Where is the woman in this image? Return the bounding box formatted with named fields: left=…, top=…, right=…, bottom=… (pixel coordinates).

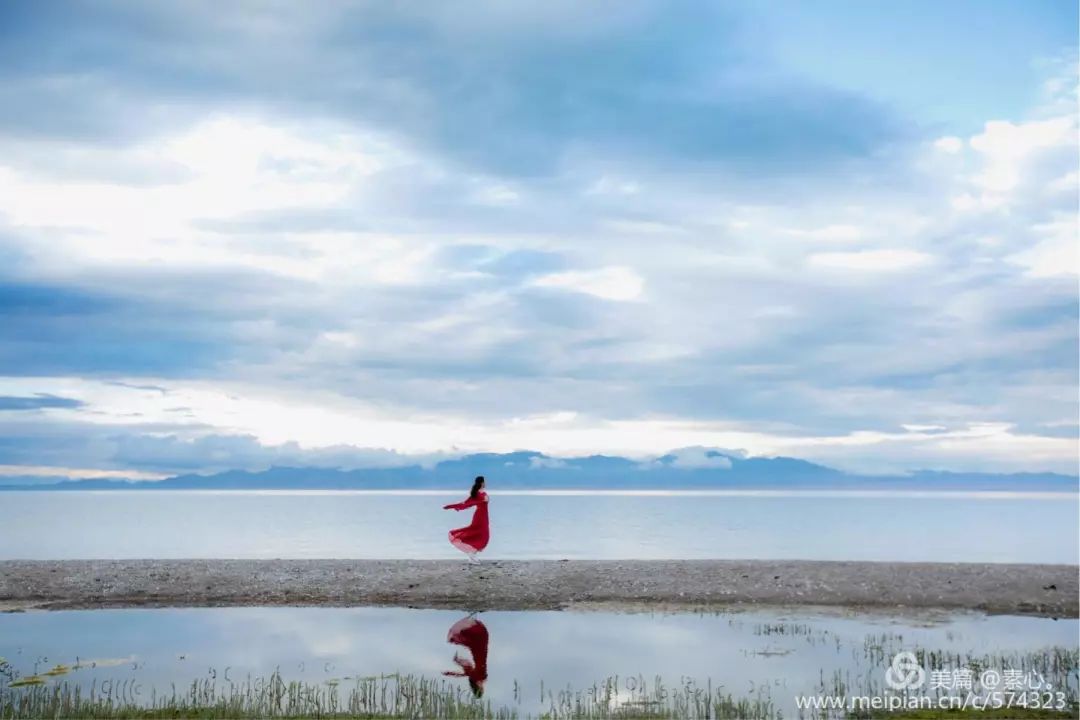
left=443, top=475, right=489, bottom=563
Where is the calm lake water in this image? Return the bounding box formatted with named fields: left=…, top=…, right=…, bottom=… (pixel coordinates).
left=1, top=607, right=1076, bottom=718
left=1, top=490, right=1077, bottom=563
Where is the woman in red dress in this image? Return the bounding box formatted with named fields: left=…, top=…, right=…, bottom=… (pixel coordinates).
left=442, top=613, right=489, bottom=698
left=442, top=475, right=489, bottom=563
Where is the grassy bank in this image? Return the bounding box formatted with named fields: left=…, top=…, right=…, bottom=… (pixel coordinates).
left=1, top=671, right=778, bottom=719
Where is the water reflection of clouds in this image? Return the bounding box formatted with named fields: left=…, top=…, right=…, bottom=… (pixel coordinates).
left=198, top=607, right=452, bottom=676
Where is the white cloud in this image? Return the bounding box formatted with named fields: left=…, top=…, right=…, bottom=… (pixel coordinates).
left=3, top=376, right=1075, bottom=474
left=807, top=249, right=932, bottom=272
left=0, top=465, right=167, bottom=480
left=0, top=116, right=397, bottom=277
left=587, top=175, right=640, bottom=196
left=663, top=447, right=734, bottom=470
left=601, top=218, right=684, bottom=235
left=1048, top=170, right=1079, bottom=193
left=969, top=117, right=1075, bottom=194
left=529, top=455, right=567, bottom=469
left=471, top=182, right=520, bottom=205
left=787, top=224, right=863, bottom=242
left=948, top=114, right=1078, bottom=212
left=773, top=422, right=1077, bottom=475
left=901, top=424, right=946, bottom=433
left=530, top=266, right=645, bottom=301
left=934, top=135, right=964, bottom=154
left=1006, top=213, right=1079, bottom=278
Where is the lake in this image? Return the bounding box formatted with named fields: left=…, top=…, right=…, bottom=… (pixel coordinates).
left=1, top=489, right=1077, bottom=563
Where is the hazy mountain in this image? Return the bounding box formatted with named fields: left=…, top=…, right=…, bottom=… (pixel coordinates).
left=1, top=449, right=1076, bottom=491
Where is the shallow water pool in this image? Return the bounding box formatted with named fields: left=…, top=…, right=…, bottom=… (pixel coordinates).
left=1, top=606, right=1076, bottom=717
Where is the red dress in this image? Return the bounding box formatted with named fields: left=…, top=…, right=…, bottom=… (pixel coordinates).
left=442, top=615, right=489, bottom=690
left=443, top=491, right=490, bottom=554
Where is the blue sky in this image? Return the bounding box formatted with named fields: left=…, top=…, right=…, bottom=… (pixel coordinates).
left=0, top=0, right=1076, bottom=478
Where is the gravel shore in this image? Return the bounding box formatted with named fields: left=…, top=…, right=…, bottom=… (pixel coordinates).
left=1, top=559, right=1075, bottom=617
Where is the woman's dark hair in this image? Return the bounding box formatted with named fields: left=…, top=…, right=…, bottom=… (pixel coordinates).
left=469, top=475, right=485, bottom=499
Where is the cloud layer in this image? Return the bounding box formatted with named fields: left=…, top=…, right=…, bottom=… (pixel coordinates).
left=0, top=2, right=1076, bottom=476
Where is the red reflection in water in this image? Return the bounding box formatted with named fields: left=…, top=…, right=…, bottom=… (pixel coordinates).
left=442, top=614, right=488, bottom=698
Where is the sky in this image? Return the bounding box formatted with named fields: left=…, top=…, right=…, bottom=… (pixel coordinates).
left=0, top=0, right=1076, bottom=479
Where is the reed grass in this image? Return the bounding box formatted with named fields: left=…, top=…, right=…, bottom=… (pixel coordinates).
left=0, top=671, right=779, bottom=720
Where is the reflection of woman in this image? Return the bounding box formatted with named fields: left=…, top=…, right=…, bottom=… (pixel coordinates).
left=442, top=476, right=490, bottom=563
left=442, top=614, right=489, bottom=698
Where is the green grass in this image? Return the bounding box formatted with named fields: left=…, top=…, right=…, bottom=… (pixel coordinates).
left=0, top=672, right=779, bottom=720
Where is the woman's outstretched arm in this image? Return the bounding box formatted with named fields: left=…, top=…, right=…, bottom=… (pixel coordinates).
left=444, top=495, right=482, bottom=510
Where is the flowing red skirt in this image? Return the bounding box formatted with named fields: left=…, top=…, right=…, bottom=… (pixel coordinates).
left=446, top=615, right=489, bottom=670
left=448, top=495, right=490, bottom=554
left=446, top=615, right=488, bottom=685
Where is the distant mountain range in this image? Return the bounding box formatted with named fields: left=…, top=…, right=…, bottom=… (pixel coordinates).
left=1, top=450, right=1076, bottom=491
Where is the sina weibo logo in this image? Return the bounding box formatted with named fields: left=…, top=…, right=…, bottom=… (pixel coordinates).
left=885, top=652, right=926, bottom=690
